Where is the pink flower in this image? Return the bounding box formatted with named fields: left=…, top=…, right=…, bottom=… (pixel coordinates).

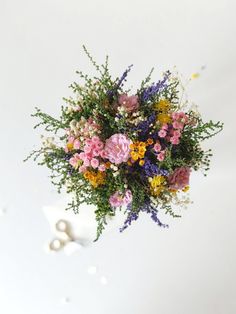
left=173, top=121, right=184, bottom=130
left=118, top=94, right=139, bottom=113
left=98, top=164, right=106, bottom=172
left=157, top=150, right=165, bottom=161
left=170, top=136, right=180, bottom=145
left=73, top=139, right=80, bottom=149
left=154, top=142, right=162, bottom=152
left=171, top=112, right=180, bottom=120
left=109, top=192, right=124, bottom=207
left=78, top=152, right=86, bottom=160
left=100, top=150, right=108, bottom=159
left=84, top=145, right=92, bottom=153
left=79, top=165, right=87, bottom=173
left=95, top=141, right=104, bottom=150
left=91, top=136, right=100, bottom=143
left=162, top=123, right=168, bottom=130
left=105, top=134, right=132, bottom=164
left=173, top=130, right=181, bottom=137
left=69, top=153, right=80, bottom=168
left=91, top=158, right=99, bottom=169
left=83, top=158, right=90, bottom=167
left=123, top=189, right=133, bottom=206
left=109, top=189, right=132, bottom=207
left=158, top=129, right=167, bottom=138
left=168, top=167, right=191, bottom=190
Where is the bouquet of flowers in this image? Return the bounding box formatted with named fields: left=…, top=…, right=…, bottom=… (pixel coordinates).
left=26, top=47, right=223, bottom=240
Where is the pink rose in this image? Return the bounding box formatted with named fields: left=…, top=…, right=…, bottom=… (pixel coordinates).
left=118, top=94, right=139, bottom=113
left=91, top=158, right=99, bottom=169
left=105, top=134, right=132, bottom=164
left=168, top=167, right=191, bottom=190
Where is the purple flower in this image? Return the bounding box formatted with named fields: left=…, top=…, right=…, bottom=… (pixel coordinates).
left=141, top=71, right=171, bottom=102
left=120, top=199, right=168, bottom=232
left=107, top=65, right=133, bottom=100
left=142, top=158, right=169, bottom=178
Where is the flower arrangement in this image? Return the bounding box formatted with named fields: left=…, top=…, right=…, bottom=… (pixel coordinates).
left=26, top=47, right=223, bottom=240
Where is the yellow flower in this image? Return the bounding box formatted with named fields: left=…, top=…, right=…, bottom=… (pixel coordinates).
left=131, top=151, right=139, bottom=161
left=139, top=159, right=145, bottom=166
left=157, top=113, right=171, bottom=124
left=150, top=175, right=165, bottom=188
left=130, top=141, right=147, bottom=161
left=66, top=142, right=74, bottom=151
left=138, top=147, right=146, bottom=156
left=150, top=175, right=166, bottom=196
left=138, top=141, right=146, bottom=148
left=84, top=170, right=105, bottom=188
left=154, top=99, right=170, bottom=112
left=182, top=185, right=190, bottom=192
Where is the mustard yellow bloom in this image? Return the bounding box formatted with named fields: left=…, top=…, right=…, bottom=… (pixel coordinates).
left=130, top=141, right=147, bottom=161
left=130, top=151, right=139, bottom=161
left=150, top=175, right=166, bottom=196
left=157, top=113, right=171, bottom=124
left=182, top=185, right=190, bottom=192
left=154, top=99, right=170, bottom=112
left=84, top=170, right=106, bottom=188
left=139, top=159, right=145, bottom=166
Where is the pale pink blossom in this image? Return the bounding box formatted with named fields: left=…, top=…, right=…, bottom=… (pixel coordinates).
left=69, top=153, right=80, bottom=168
left=123, top=190, right=133, bottom=206
left=84, top=145, right=91, bottom=153
left=173, top=121, right=183, bottom=130
left=100, top=150, right=108, bottom=159
left=170, top=137, right=180, bottom=145
left=173, top=130, right=181, bottom=137
left=154, top=142, right=162, bottom=152
left=158, top=129, right=167, bottom=138
left=79, top=165, right=87, bottom=173
left=98, top=164, right=106, bottom=172
left=162, top=123, right=168, bottom=130
left=168, top=167, right=191, bottom=190
left=73, top=139, right=80, bottom=149
left=118, top=94, right=139, bottom=113
left=91, top=135, right=100, bottom=143
left=91, top=158, right=99, bottom=169
left=157, top=150, right=165, bottom=161
left=83, top=158, right=90, bottom=167
left=109, top=189, right=133, bottom=207
left=109, top=192, right=124, bottom=207
left=105, top=134, right=132, bottom=164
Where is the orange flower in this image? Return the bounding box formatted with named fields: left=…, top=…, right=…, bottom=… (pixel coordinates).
left=146, top=138, right=154, bottom=145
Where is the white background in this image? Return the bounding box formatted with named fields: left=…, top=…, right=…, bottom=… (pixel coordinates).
left=0, top=0, right=236, bottom=313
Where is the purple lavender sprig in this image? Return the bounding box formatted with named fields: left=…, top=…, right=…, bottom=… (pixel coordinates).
left=141, top=71, right=171, bottom=102
left=120, top=200, right=168, bottom=232
left=107, top=65, right=133, bottom=100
